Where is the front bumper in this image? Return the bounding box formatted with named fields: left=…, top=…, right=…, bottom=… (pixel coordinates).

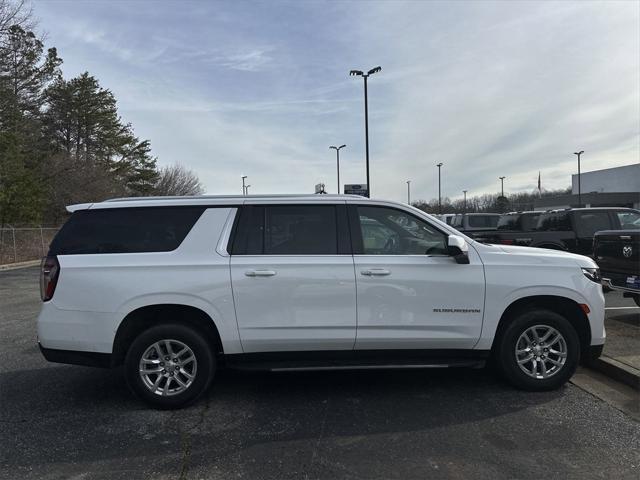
left=601, top=277, right=640, bottom=295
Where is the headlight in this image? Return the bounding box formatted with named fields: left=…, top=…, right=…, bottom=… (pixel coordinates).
left=581, top=267, right=601, bottom=283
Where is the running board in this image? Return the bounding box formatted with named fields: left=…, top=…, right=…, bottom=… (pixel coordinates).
left=268, top=361, right=485, bottom=372
left=224, top=351, right=489, bottom=372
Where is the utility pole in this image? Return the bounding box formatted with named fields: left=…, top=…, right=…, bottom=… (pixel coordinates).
left=463, top=190, right=467, bottom=213
left=574, top=150, right=584, bottom=207
left=241, top=175, right=247, bottom=196
left=350, top=66, right=381, bottom=197
left=406, top=180, right=411, bottom=205
left=436, top=163, right=443, bottom=214
left=329, top=145, right=346, bottom=194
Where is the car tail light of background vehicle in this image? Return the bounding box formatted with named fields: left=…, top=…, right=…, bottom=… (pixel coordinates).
left=40, top=256, right=60, bottom=301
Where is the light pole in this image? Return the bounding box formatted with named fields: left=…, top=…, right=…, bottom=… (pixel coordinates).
left=350, top=66, right=381, bottom=198
left=245, top=184, right=251, bottom=195
left=329, top=144, right=346, bottom=194
left=499, top=176, right=506, bottom=197
left=436, top=163, right=443, bottom=214
left=241, top=175, right=247, bottom=196
left=574, top=150, right=584, bottom=207
left=463, top=190, right=467, bottom=213
left=406, top=180, right=411, bottom=205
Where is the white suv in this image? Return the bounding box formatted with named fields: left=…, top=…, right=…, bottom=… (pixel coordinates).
left=37, top=195, right=605, bottom=408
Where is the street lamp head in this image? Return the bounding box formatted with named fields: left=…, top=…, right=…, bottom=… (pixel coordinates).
left=499, top=176, right=506, bottom=180
left=339, top=144, right=346, bottom=149
left=367, top=66, right=382, bottom=75
left=241, top=175, right=247, bottom=179
left=436, top=163, right=443, bottom=167
left=574, top=150, right=584, bottom=155
left=329, top=146, right=337, bottom=150
left=349, top=69, right=364, bottom=76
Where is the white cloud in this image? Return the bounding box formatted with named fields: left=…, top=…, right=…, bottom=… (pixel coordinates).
left=33, top=0, right=639, bottom=203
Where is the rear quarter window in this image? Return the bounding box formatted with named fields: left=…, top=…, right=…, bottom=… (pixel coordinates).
left=49, top=207, right=205, bottom=255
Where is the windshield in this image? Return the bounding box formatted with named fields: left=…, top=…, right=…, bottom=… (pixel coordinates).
left=617, top=211, right=640, bottom=229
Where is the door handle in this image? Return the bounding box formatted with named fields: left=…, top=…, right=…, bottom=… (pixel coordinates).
left=245, top=270, right=277, bottom=277
left=361, top=268, right=391, bottom=276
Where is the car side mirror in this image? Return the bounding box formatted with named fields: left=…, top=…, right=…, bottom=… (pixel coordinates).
left=448, top=235, right=470, bottom=264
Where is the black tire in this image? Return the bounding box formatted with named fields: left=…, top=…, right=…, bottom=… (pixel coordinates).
left=633, top=295, right=640, bottom=308
left=496, top=309, right=580, bottom=391
left=125, top=323, right=215, bottom=409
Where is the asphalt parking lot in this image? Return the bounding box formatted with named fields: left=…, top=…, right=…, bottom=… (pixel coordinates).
left=1, top=267, right=639, bottom=480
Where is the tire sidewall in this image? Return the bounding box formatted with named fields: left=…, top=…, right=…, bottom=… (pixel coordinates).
left=125, top=324, right=215, bottom=409
left=498, top=310, right=580, bottom=390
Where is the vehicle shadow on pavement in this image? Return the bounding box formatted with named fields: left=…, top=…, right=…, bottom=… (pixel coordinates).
left=0, top=363, right=566, bottom=476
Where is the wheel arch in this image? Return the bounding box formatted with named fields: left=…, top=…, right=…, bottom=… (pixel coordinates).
left=111, top=304, right=224, bottom=367
left=491, top=295, right=591, bottom=357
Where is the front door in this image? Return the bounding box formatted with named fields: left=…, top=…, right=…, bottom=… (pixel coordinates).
left=230, top=203, right=356, bottom=352
left=349, top=204, right=485, bottom=350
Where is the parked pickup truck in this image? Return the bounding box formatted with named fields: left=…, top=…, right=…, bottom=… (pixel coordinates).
left=450, top=213, right=500, bottom=238
left=594, top=229, right=640, bottom=307
left=480, top=208, right=640, bottom=256
left=473, top=211, right=542, bottom=243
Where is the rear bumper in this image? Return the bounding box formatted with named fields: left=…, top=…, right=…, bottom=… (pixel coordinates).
left=39, top=343, right=112, bottom=368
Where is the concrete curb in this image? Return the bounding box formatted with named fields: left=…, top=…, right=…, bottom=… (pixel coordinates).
left=0, top=260, right=41, bottom=271
left=587, top=355, right=640, bottom=391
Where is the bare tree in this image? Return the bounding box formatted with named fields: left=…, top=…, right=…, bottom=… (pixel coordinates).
left=155, top=164, right=204, bottom=196
left=0, top=0, right=35, bottom=34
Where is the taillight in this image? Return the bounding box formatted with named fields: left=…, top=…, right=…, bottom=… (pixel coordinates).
left=40, top=256, right=60, bottom=302
left=500, top=239, right=514, bottom=245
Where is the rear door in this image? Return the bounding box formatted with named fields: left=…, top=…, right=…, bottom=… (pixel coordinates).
left=349, top=203, right=485, bottom=350
left=229, top=203, right=357, bottom=352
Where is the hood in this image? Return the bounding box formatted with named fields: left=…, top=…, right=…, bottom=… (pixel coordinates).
left=478, top=243, right=597, bottom=268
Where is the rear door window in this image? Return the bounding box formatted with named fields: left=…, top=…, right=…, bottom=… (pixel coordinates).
left=231, top=204, right=348, bottom=255
left=536, top=212, right=571, bottom=231
left=49, top=207, right=205, bottom=255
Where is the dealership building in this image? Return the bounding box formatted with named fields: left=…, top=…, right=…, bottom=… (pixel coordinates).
left=534, top=163, right=640, bottom=210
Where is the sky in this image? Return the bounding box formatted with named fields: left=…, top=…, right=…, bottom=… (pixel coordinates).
left=33, top=0, right=639, bottom=202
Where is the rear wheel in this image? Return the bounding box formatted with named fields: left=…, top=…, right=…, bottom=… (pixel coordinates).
left=125, top=323, right=215, bottom=409
left=497, top=309, right=580, bottom=390
left=633, top=295, right=640, bottom=308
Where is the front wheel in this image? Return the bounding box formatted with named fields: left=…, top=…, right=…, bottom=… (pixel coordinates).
left=496, top=309, right=580, bottom=391
left=125, top=323, right=215, bottom=409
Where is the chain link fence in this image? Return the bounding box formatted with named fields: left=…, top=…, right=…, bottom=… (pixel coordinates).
left=0, top=227, right=60, bottom=265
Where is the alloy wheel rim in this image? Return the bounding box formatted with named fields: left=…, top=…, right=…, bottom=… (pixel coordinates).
left=139, top=339, right=197, bottom=396
left=515, top=325, right=567, bottom=379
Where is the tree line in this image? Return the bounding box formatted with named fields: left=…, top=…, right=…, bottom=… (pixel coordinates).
left=0, top=0, right=203, bottom=226
left=412, top=187, right=571, bottom=215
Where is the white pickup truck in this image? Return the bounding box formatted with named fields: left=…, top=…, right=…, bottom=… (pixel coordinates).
left=37, top=195, right=605, bottom=408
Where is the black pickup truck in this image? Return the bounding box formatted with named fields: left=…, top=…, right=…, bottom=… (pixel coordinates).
left=594, top=229, right=640, bottom=306
left=481, top=207, right=640, bottom=256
